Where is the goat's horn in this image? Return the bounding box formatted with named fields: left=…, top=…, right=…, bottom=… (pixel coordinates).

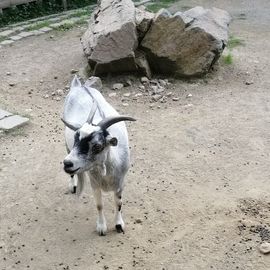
left=86, top=99, right=98, bottom=124
left=61, top=118, right=81, bottom=131
left=98, top=116, right=136, bottom=130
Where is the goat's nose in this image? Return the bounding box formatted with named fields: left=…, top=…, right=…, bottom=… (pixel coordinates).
left=63, top=160, right=73, bottom=168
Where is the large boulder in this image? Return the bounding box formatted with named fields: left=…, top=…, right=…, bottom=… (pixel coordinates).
left=81, top=0, right=138, bottom=75
left=140, top=7, right=231, bottom=77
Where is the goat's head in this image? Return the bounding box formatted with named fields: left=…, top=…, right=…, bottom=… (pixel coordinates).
left=62, top=77, right=135, bottom=175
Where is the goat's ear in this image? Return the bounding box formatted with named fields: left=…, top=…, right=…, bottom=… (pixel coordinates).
left=106, top=135, right=118, bottom=146
left=71, top=75, right=82, bottom=88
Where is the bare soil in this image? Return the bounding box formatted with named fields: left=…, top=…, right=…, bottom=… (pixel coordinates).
left=1, top=1, right=270, bottom=269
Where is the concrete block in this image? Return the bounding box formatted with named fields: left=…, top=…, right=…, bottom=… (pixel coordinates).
left=0, top=29, right=15, bottom=37
left=0, top=115, right=29, bottom=130
left=0, top=109, right=12, bottom=120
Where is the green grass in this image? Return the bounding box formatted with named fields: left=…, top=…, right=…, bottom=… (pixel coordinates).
left=25, top=20, right=50, bottom=31
left=67, top=9, right=89, bottom=18
left=222, top=53, right=233, bottom=65
left=227, top=35, right=245, bottom=49
left=55, top=18, right=87, bottom=31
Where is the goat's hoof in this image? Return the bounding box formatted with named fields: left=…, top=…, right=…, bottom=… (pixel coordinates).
left=115, top=224, right=125, bottom=234
left=96, top=223, right=107, bottom=236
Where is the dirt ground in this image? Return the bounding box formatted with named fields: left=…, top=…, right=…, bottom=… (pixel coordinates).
left=1, top=0, right=270, bottom=269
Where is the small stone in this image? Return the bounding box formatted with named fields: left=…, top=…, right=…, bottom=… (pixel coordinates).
left=123, top=93, right=131, bottom=97
left=9, top=82, right=15, bottom=87
left=65, top=85, right=70, bottom=90
left=172, top=97, right=180, bottom=101
left=245, top=80, right=254, bottom=85
left=135, top=93, right=143, bottom=97
left=166, top=92, right=172, bottom=97
left=123, top=79, right=132, bottom=87
left=139, top=85, right=145, bottom=91
left=152, top=94, right=162, bottom=102
left=141, top=77, right=149, bottom=84
left=56, top=89, right=64, bottom=96
left=71, top=69, right=79, bottom=74
left=6, top=72, right=11, bottom=76
left=151, top=85, right=158, bottom=93
left=40, top=80, right=44, bottom=84
left=55, top=97, right=61, bottom=101
left=112, top=83, right=124, bottom=90
left=135, top=219, right=142, bottom=224
left=54, top=76, right=58, bottom=79
left=51, top=92, right=56, bottom=96
left=122, top=103, right=129, bottom=107
left=43, top=94, right=49, bottom=99
left=187, top=93, right=192, bottom=98
left=50, top=35, right=54, bottom=39
left=109, top=92, right=117, bottom=98
left=158, top=79, right=167, bottom=87
left=259, top=242, right=270, bottom=254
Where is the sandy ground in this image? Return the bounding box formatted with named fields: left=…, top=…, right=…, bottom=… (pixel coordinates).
left=1, top=1, right=270, bottom=269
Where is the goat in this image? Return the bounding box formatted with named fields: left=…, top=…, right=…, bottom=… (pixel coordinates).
left=62, top=75, right=135, bottom=236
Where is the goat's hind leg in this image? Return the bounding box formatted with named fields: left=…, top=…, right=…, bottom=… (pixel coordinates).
left=114, top=190, right=125, bottom=233
left=93, top=188, right=107, bottom=236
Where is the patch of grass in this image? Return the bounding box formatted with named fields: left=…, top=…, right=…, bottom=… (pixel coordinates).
left=228, top=35, right=245, bottom=49
left=222, top=52, right=233, bottom=65
left=55, top=18, right=87, bottom=31
left=0, top=36, right=6, bottom=42
left=26, top=20, right=50, bottom=31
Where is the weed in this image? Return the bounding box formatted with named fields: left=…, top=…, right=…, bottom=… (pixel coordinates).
left=222, top=52, right=233, bottom=65
left=146, top=0, right=176, bottom=13
left=228, top=35, right=245, bottom=49
left=26, top=20, right=50, bottom=31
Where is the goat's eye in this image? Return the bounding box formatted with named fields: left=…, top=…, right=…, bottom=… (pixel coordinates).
left=92, top=144, right=103, bottom=154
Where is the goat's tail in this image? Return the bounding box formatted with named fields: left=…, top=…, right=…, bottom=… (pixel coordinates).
left=76, top=172, right=86, bottom=196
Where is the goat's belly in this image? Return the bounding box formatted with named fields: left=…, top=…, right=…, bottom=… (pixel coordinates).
left=89, top=173, right=117, bottom=192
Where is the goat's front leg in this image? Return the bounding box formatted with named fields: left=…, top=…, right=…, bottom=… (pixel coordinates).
left=93, top=188, right=107, bottom=236
left=114, top=190, right=125, bottom=233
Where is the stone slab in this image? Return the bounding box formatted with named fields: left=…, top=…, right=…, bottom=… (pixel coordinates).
left=0, top=29, right=15, bottom=37
left=10, top=35, right=23, bottom=41
left=0, top=40, right=14, bottom=45
left=39, top=27, right=53, bottom=32
left=0, top=115, right=29, bottom=130
left=0, top=109, right=12, bottom=120
left=30, top=30, right=44, bottom=36
left=18, top=31, right=34, bottom=38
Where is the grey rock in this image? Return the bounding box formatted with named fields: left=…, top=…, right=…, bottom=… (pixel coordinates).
left=0, top=115, right=29, bottom=130
left=135, top=8, right=154, bottom=41
left=141, top=76, right=149, bottom=84
left=172, top=97, right=180, bottom=101
left=108, top=92, right=117, bottom=97
left=85, top=76, right=103, bottom=90
left=70, top=69, right=79, bottom=74
left=30, top=30, right=44, bottom=36
left=0, top=109, right=12, bottom=120
left=112, top=83, right=124, bottom=90
left=9, top=82, right=16, bottom=87
left=152, top=94, right=162, bottom=102
left=81, top=0, right=138, bottom=75
left=141, top=7, right=231, bottom=77
left=135, top=50, right=152, bottom=78
left=259, top=242, right=270, bottom=254
left=56, top=89, right=64, bottom=96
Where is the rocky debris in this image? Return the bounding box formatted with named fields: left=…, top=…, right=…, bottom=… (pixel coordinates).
left=123, top=78, right=133, bottom=87
left=81, top=0, right=138, bottom=75
left=108, top=92, right=117, bottom=98
left=141, top=7, right=231, bottom=77
left=259, top=242, right=270, bottom=254
left=141, top=77, right=149, bottom=84
left=56, top=89, right=64, bottom=96
left=85, top=76, right=103, bottom=90
left=70, top=69, right=79, bottom=74
left=9, top=82, right=16, bottom=87
left=172, top=97, right=180, bottom=101
left=186, top=93, right=193, bottom=98
left=112, top=83, right=124, bottom=90
left=245, top=80, right=254, bottom=85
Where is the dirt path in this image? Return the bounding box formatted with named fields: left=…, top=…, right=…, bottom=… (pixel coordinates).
left=1, top=1, right=270, bottom=269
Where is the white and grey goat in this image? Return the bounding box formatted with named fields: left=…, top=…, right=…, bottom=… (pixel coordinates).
left=62, top=76, right=135, bottom=235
